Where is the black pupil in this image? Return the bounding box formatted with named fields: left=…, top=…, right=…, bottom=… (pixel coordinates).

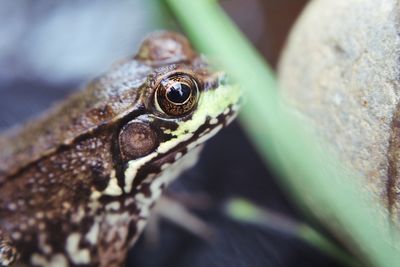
left=166, top=83, right=191, bottom=104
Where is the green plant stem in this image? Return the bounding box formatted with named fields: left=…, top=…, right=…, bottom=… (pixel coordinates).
left=225, top=198, right=361, bottom=267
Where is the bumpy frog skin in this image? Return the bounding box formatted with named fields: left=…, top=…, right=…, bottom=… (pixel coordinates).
left=0, top=31, right=241, bottom=267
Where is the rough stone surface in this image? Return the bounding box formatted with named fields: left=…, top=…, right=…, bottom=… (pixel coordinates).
left=279, top=0, right=400, bottom=222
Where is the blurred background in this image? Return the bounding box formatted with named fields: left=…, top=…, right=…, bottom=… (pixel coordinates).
left=0, top=1, right=345, bottom=266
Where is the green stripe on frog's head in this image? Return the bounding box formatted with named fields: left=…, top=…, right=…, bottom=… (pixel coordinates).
left=112, top=31, right=241, bottom=195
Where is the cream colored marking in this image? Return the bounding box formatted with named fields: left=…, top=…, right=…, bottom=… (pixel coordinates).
left=103, top=212, right=131, bottom=245
left=102, top=170, right=123, bottom=196
left=232, top=102, right=240, bottom=112
left=105, top=212, right=130, bottom=226
left=86, top=221, right=100, bottom=245
left=71, top=206, right=86, bottom=223
left=125, top=197, right=135, bottom=206
left=128, top=219, right=147, bottom=247
left=105, top=201, right=121, bottom=211
left=90, top=190, right=102, bottom=200
left=98, top=208, right=135, bottom=266
left=135, top=175, right=164, bottom=209
left=31, top=254, right=68, bottom=267
left=87, top=198, right=101, bottom=213
left=66, top=233, right=90, bottom=265
left=161, top=163, right=171, bottom=170
left=38, top=233, right=52, bottom=254
left=124, top=153, right=159, bottom=193
left=210, top=118, right=219, bottom=125
left=1, top=258, right=12, bottom=266
left=132, top=147, right=203, bottom=246
left=135, top=147, right=202, bottom=210
left=134, top=174, right=157, bottom=208
left=174, top=152, right=183, bottom=161
left=187, top=125, right=223, bottom=151
left=199, top=129, right=211, bottom=137
left=136, top=219, right=147, bottom=233
left=165, top=146, right=202, bottom=186
left=124, top=122, right=198, bottom=193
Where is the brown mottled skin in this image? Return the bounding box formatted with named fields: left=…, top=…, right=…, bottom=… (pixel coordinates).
left=0, top=31, right=237, bottom=267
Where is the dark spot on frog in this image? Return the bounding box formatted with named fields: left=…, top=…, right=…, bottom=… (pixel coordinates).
left=157, top=120, right=179, bottom=136
left=90, top=160, right=109, bottom=191
left=139, top=182, right=152, bottom=198
left=97, top=194, right=114, bottom=205
left=71, top=183, right=92, bottom=205
left=86, top=105, right=115, bottom=121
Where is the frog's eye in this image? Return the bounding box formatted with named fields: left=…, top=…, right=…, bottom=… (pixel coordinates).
left=156, top=73, right=199, bottom=116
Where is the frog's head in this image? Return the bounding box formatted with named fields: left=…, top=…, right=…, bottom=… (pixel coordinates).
left=112, top=31, right=241, bottom=195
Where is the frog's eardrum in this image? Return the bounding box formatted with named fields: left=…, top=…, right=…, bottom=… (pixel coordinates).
left=279, top=0, right=400, bottom=223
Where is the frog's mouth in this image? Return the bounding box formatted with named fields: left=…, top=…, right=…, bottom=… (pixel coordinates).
left=124, top=101, right=240, bottom=194
left=154, top=103, right=239, bottom=166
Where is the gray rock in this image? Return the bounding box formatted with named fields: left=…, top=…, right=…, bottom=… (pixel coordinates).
left=278, top=0, right=400, bottom=222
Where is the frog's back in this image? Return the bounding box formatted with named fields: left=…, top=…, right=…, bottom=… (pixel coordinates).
left=0, top=59, right=152, bottom=266
left=0, top=121, right=119, bottom=265
left=0, top=60, right=151, bottom=180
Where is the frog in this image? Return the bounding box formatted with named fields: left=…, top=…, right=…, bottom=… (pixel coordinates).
left=0, top=31, right=241, bottom=267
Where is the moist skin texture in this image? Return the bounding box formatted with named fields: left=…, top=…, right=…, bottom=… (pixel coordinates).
left=279, top=0, right=400, bottom=230
left=0, top=31, right=241, bottom=267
